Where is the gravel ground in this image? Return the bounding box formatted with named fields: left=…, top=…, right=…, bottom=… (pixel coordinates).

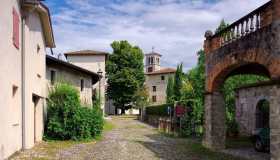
left=10, top=116, right=269, bottom=160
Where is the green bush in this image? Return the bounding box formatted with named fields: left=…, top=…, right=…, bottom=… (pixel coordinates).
left=180, top=111, right=193, bottom=137
left=45, top=83, right=104, bottom=140
left=226, top=120, right=239, bottom=137
left=145, top=103, right=173, bottom=116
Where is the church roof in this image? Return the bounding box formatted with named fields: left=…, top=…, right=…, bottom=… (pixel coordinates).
left=145, top=68, right=176, bottom=75
left=145, top=52, right=162, bottom=57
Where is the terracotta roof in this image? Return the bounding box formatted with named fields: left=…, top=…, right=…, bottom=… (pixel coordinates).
left=64, top=50, right=108, bottom=56
left=145, top=68, right=176, bottom=75
left=145, top=52, right=162, bottom=57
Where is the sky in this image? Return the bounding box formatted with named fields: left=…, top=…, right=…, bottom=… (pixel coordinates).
left=45, top=0, right=269, bottom=71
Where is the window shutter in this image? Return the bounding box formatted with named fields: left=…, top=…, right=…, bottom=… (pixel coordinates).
left=13, top=8, right=20, bottom=49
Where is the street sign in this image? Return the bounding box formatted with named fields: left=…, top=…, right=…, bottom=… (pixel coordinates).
left=175, top=105, right=186, bottom=117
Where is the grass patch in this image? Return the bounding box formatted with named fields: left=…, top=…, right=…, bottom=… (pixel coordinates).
left=226, top=136, right=253, bottom=149
left=184, top=142, right=246, bottom=160
left=111, top=115, right=138, bottom=120
left=159, top=133, right=247, bottom=160
left=103, top=120, right=115, bottom=132
left=124, top=124, right=147, bottom=129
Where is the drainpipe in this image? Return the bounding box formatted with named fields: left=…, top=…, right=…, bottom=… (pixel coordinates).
left=21, top=7, right=26, bottom=150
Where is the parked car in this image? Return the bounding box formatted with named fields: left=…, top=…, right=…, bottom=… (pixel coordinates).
left=251, top=128, right=270, bottom=152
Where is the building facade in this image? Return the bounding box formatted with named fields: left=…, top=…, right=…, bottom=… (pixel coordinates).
left=65, top=50, right=107, bottom=114
left=0, top=0, right=55, bottom=159
left=46, top=55, right=100, bottom=106
left=145, top=52, right=176, bottom=105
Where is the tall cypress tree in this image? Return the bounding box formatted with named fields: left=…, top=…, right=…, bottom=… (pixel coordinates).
left=173, top=63, right=184, bottom=101
left=166, top=76, right=174, bottom=103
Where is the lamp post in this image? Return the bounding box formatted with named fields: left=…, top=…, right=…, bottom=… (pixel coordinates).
left=97, top=69, right=103, bottom=108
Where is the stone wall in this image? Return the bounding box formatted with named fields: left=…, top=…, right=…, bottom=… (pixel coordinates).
left=235, top=83, right=272, bottom=136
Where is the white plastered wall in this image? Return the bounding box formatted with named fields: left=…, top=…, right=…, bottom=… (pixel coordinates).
left=66, top=55, right=106, bottom=113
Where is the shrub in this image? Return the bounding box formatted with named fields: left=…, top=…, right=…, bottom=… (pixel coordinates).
left=145, top=103, right=173, bottom=116
left=180, top=111, right=193, bottom=137
left=72, top=106, right=104, bottom=140
left=226, top=120, right=239, bottom=137
left=45, top=83, right=104, bottom=140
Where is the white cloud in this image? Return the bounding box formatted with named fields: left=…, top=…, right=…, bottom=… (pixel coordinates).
left=47, top=0, right=269, bottom=71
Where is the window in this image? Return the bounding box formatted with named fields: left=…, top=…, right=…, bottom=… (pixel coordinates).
left=152, top=96, right=157, bottom=102
left=161, top=76, right=165, bottom=80
left=151, top=57, right=154, bottom=64
left=50, top=70, right=56, bottom=85
left=37, top=44, right=40, bottom=53
left=152, top=86, right=156, bottom=92
left=148, top=67, right=153, bottom=72
left=13, top=7, right=20, bottom=49
left=80, top=79, right=84, bottom=91
left=12, top=85, right=18, bottom=97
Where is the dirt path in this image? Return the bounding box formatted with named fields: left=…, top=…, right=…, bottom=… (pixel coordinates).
left=12, top=116, right=260, bottom=160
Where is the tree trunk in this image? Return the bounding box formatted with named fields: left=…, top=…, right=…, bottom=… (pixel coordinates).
left=115, top=107, right=118, bottom=115
left=121, top=108, right=125, bottom=114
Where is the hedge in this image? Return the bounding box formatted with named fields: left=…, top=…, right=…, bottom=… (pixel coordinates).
left=145, top=103, right=173, bottom=116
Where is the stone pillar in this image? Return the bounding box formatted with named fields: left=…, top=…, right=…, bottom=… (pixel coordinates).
left=204, top=31, right=213, bottom=54
left=272, top=0, right=280, bottom=21
left=271, top=0, right=280, bottom=63
left=270, top=85, right=280, bottom=160
left=203, top=92, right=226, bottom=150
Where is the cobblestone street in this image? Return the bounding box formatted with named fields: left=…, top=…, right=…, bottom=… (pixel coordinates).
left=11, top=116, right=259, bottom=160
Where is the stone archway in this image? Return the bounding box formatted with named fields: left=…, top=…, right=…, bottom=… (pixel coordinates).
left=203, top=62, right=272, bottom=149
left=202, top=1, right=280, bottom=159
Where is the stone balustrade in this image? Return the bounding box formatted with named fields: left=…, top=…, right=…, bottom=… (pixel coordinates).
left=205, top=1, right=272, bottom=52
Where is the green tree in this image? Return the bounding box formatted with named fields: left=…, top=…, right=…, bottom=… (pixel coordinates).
left=134, top=85, right=149, bottom=108
left=106, top=40, right=145, bottom=114
left=215, top=19, right=229, bottom=34
left=166, top=76, right=175, bottom=103
left=184, top=50, right=205, bottom=129
left=173, top=63, right=184, bottom=101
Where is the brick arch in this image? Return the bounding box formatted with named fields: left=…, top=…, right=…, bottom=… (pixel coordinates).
left=206, top=48, right=280, bottom=92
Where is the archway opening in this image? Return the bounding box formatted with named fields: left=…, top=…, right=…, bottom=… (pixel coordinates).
left=256, top=99, right=270, bottom=129
left=204, top=63, right=271, bottom=159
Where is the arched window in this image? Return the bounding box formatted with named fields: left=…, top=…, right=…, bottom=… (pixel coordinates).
left=255, top=99, right=269, bottom=129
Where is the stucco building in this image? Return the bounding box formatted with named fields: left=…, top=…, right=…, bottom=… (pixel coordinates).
left=0, top=0, right=55, bottom=159
left=64, top=50, right=107, bottom=114
left=46, top=55, right=100, bottom=106
left=145, top=52, right=176, bottom=105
